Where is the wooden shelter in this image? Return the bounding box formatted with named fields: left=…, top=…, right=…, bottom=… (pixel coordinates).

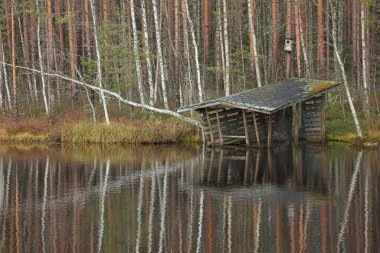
left=177, top=78, right=340, bottom=147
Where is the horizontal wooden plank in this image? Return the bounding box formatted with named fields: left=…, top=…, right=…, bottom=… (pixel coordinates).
left=304, top=127, right=321, bottom=132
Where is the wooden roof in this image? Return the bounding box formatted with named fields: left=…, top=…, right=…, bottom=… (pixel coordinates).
left=177, top=78, right=340, bottom=114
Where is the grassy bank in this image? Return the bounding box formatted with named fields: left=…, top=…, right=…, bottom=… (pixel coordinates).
left=0, top=102, right=379, bottom=146
left=0, top=116, right=199, bottom=144
left=325, top=104, right=380, bottom=145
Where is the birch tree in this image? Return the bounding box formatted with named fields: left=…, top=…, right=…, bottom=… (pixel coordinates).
left=89, top=0, right=110, bottom=125
left=10, top=0, right=17, bottom=117
left=36, top=0, right=49, bottom=115
left=130, top=0, right=145, bottom=105
left=152, top=0, right=169, bottom=109
left=184, top=0, right=203, bottom=102
left=222, top=0, right=231, bottom=95
left=361, top=1, right=369, bottom=118
left=141, top=0, right=154, bottom=106
left=248, top=0, right=262, bottom=87
left=330, top=0, right=362, bottom=138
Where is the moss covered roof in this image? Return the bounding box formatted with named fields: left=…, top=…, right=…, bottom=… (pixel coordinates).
left=177, top=78, right=340, bottom=114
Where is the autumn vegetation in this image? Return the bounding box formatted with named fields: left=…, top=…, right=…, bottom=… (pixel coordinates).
left=0, top=0, right=378, bottom=144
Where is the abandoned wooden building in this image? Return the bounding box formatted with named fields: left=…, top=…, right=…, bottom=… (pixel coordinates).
left=177, top=78, right=340, bottom=147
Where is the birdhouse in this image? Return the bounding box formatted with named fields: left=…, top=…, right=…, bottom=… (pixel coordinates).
left=284, top=39, right=293, bottom=52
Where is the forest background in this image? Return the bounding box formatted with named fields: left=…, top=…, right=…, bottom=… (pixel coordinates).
left=0, top=0, right=379, bottom=144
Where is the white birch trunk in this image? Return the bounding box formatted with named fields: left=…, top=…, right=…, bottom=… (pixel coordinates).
left=222, top=0, right=230, bottom=95
left=182, top=6, right=194, bottom=106
left=1, top=40, right=11, bottom=110
left=130, top=0, right=145, bottom=105
left=152, top=0, right=169, bottom=109
left=247, top=0, right=262, bottom=88
left=36, top=0, right=49, bottom=115
left=361, top=1, right=369, bottom=118
left=184, top=0, right=203, bottom=102
left=141, top=0, right=154, bottom=106
left=216, top=0, right=226, bottom=94
left=330, top=0, right=363, bottom=138
left=89, top=0, right=110, bottom=125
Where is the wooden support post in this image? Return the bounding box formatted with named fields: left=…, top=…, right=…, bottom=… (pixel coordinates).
left=320, top=95, right=326, bottom=143
left=216, top=111, right=223, bottom=145
left=267, top=114, right=272, bottom=147
left=244, top=149, right=249, bottom=185
left=252, top=112, right=261, bottom=146
left=242, top=109, right=250, bottom=146
left=217, top=150, right=224, bottom=184
left=205, top=108, right=215, bottom=145
left=253, top=149, right=261, bottom=185
left=294, top=103, right=300, bottom=144
left=207, top=149, right=215, bottom=182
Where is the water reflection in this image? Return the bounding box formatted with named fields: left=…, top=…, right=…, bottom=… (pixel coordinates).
left=0, top=144, right=378, bottom=252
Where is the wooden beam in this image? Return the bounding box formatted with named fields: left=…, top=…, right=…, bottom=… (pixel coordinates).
left=205, top=108, right=215, bottom=145
left=252, top=112, right=261, bottom=146
left=242, top=109, right=250, bottom=146
left=267, top=114, right=272, bottom=147
left=216, top=111, right=224, bottom=145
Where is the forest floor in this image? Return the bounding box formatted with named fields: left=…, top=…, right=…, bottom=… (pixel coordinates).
left=0, top=103, right=379, bottom=146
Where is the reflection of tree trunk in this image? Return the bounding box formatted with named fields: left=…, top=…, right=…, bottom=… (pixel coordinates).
left=158, top=162, right=169, bottom=253
left=98, top=160, right=110, bottom=253
left=147, top=167, right=156, bottom=253
left=196, top=191, right=204, bottom=253
left=337, top=151, right=363, bottom=252
left=135, top=169, right=144, bottom=252
left=41, top=157, right=49, bottom=253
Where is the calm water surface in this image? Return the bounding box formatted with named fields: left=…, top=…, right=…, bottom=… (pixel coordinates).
left=0, top=144, right=379, bottom=252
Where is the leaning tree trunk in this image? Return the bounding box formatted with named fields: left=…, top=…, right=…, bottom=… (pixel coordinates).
left=330, top=0, right=363, bottom=138
left=89, top=0, right=110, bottom=125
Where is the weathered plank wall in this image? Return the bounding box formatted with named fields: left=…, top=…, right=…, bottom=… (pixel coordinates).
left=301, top=95, right=325, bottom=142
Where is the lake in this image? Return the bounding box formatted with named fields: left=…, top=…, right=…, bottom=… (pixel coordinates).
left=0, top=144, right=378, bottom=252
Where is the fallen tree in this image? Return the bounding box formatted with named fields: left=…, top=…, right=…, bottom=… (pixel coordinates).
left=0, top=62, right=201, bottom=128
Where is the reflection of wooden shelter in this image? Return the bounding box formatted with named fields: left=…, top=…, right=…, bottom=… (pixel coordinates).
left=177, top=78, right=340, bottom=147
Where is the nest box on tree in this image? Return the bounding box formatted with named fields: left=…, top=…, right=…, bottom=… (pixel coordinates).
left=284, top=38, right=293, bottom=52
